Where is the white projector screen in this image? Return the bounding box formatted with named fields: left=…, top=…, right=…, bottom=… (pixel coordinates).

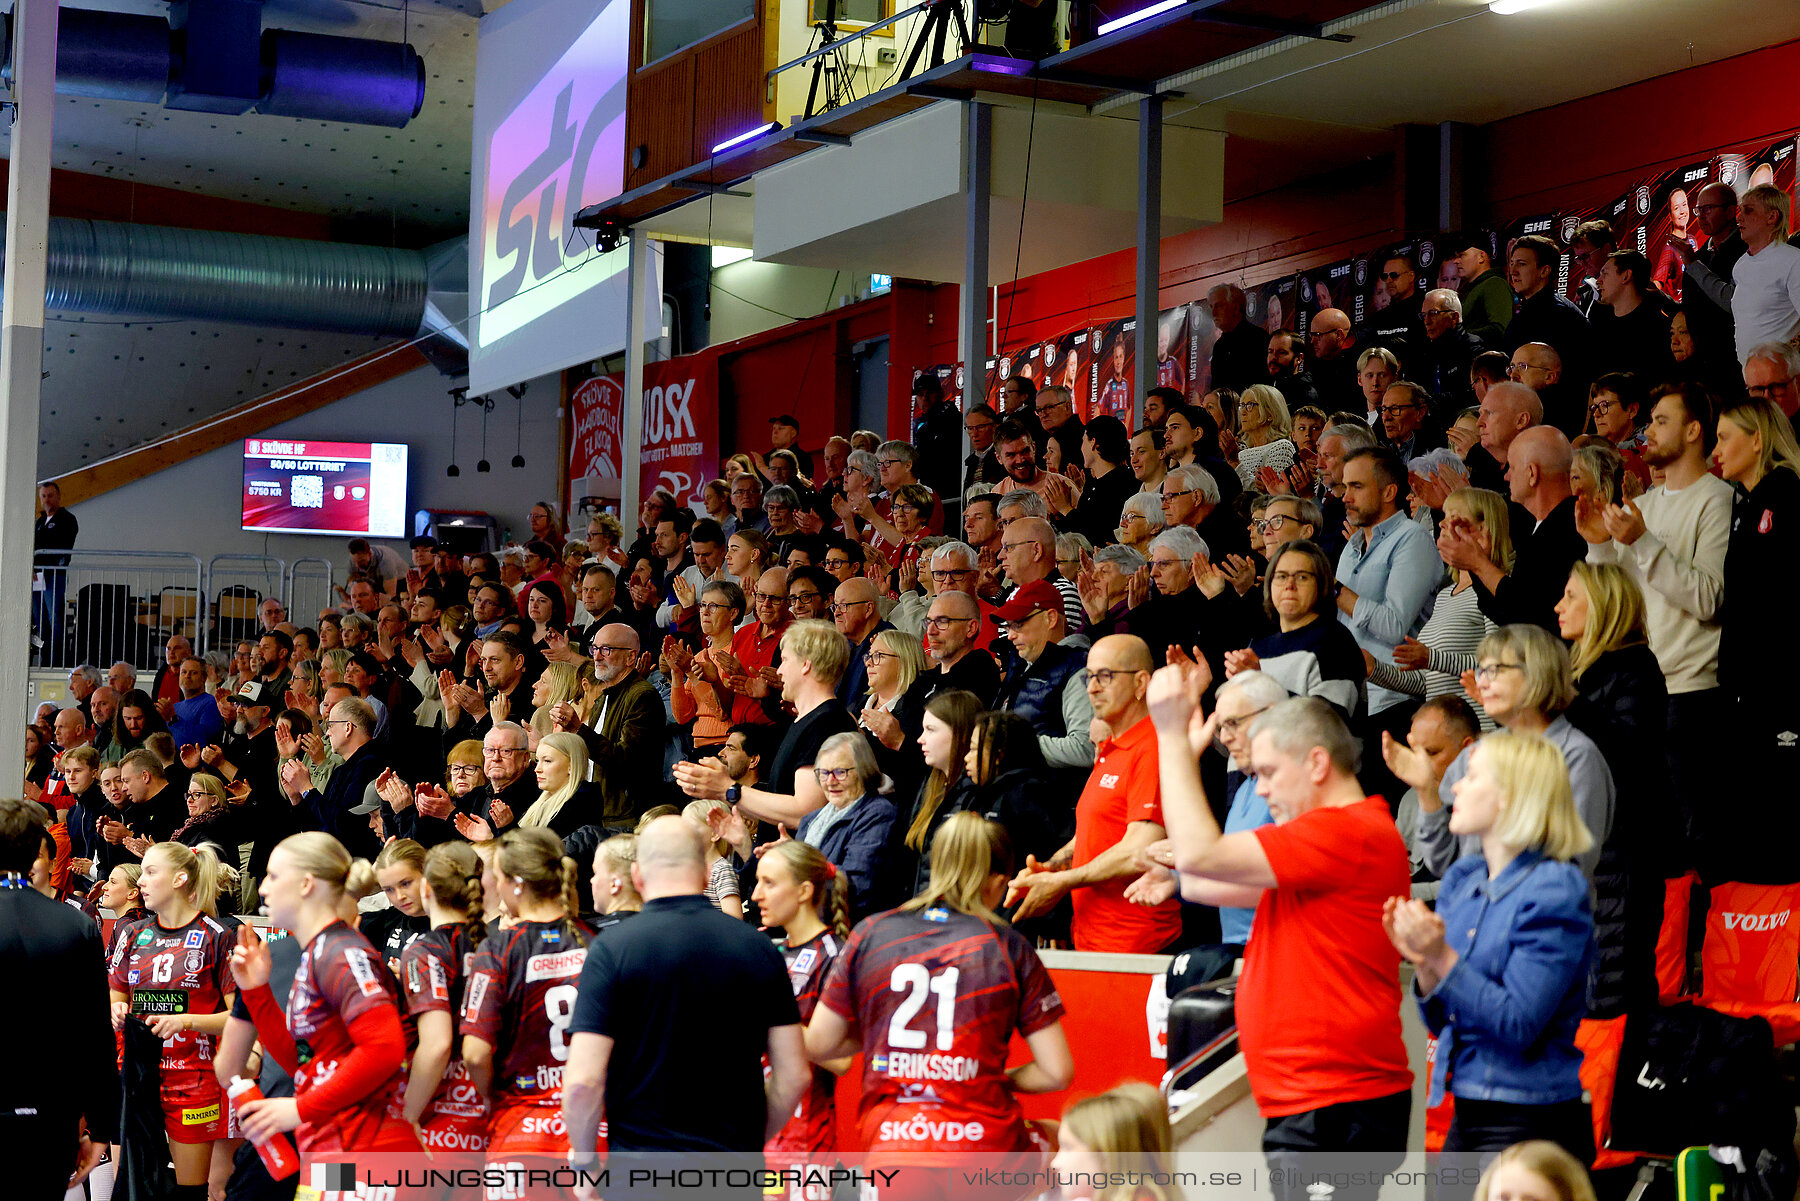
left=468, top=0, right=656, bottom=394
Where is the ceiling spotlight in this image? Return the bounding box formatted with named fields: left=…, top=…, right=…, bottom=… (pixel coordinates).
left=511, top=454, right=526, bottom=468
left=447, top=464, right=460, bottom=477
left=477, top=459, right=491, bottom=473
left=1489, top=0, right=1550, bottom=13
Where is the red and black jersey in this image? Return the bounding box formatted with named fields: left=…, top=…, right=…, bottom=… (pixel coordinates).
left=1158, top=356, right=1186, bottom=394
left=819, top=907, right=1064, bottom=1154
left=768, top=930, right=843, bottom=1156
left=461, top=919, right=591, bottom=1108
left=287, top=919, right=414, bottom=1149
left=1099, top=377, right=1133, bottom=422
left=107, top=912, right=236, bottom=1075
left=400, top=923, right=485, bottom=1122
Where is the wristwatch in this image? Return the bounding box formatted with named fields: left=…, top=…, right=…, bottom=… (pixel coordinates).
left=725, top=784, right=741, bottom=804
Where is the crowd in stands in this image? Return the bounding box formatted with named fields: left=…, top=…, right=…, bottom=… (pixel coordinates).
left=13, top=182, right=1800, bottom=1198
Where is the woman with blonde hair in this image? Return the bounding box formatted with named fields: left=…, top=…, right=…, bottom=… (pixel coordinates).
left=1052, top=1082, right=1181, bottom=1201
left=461, top=827, right=590, bottom=1160
left=229, top=831, right=420, bottom=1152
left=805, top=812, right=1073, bottom=1160
left=172, top=771, right=237, bottom=849
left=108, top=840, right=237, bottom=1189
left=365, top=837, right=431, bottom=970
left=589, top=833, right=643, bottom=928
left=1387, top=734, right=1595, bottom=1160
left=755, top=839, right=854, bottom=1157
left=1230, top=384, right=1297, bottom=488
left=398, top=840, right=490, bottom=1153
left=1368, top=487, right=1507, bottom=727
left=516, top=731, right=599, bottom=837
left=682, top=797, right=744, bottom=919
left=1715, top=395, right=1800, bottom=779
left=1474, top=1140, right=1597, bottom=1201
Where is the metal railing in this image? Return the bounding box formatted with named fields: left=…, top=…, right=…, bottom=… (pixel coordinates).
left=206, top=555, right=285, bottom=657
left=33, top=550, right=207, bottom=670
left=286, top=558, right=336, bottom=628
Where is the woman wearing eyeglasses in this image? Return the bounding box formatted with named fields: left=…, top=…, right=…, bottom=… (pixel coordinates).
left=172, top=771, right=239, bottom=851
left=669, top=580, right=748, bottom=752
left=1385, top=623, right=1644, bottom=1015
left=1230, top=385, right=1299, bottom=489
left=793, top=732, right=897, bottom=920
left=1366, top=487, right=1507, bottom=728
left=1225, top=539, right=1365, bottom=721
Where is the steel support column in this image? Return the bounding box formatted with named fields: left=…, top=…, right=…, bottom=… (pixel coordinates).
left=2, top=0, right=57, bottom=772
left=958, top=100, right=991, bottom=499
left=1134, top=93, right=1162, bottom=432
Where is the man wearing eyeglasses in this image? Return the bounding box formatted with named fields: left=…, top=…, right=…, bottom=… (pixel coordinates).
left=1005, top=634, right=1180, bottom=953
left=551, top=624, right=666, bottom=823
left=426, top=722, right=538, bottom=844
left=1410, top=289, right=1484, bottom=409
left=1370, top=253, right=1425, bottom=362
left=1377, top=382, right=1441, bottom=461
left=911, top=591, right=1000, bottom=707
left=719, top=568, right=792, bottom=727
left=1665, top=182, right=1745, bottom=368
left=280, top=696, right=385, bottom=858
left=830, top=578, right=891, bottom=707
left=963, top=403, right=1006, bottom=496
left=1305, top=308, right=1362, bottom=413
left=873, top=441, right=945, bottom=536
left=1208, top=283, right=1271, bottom=394
left=1743, top=342, right=1800, bottom=418
left=991, top=579, right=1096, bottom=790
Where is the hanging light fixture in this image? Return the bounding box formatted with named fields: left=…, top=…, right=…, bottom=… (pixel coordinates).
left=446, top=386, right=465, bottom=477
left=509, top=382, right=528, bottom=468
left=477, top=395, right=493, bottom=473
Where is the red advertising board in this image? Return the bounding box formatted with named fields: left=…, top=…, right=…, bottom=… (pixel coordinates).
left=640, top=353, right=719, bottom=511
left=568, top=373, right=624, bottom=483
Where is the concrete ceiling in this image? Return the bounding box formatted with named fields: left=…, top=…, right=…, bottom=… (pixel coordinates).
left=1, top=0, right=480, bottom=242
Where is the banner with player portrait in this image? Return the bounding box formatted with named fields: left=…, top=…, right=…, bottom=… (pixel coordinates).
left=1643, top=159, right=1715, bottom=303
left=1188, top=298, right=1218, bottom=400
left=1090, top=317, right=1136, bottom=423
left=1151, top=306, right=1193, bottom=401
left=1250, top=277, right=1298, bottom=341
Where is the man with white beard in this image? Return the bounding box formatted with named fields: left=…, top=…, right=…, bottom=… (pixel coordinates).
left=207, top=680, right=284, bottom=891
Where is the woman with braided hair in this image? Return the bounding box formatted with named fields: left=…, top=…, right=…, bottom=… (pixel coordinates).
left=754, top=839, right=852, bottom=1158
left=399, top=840, right=491, bottom=1153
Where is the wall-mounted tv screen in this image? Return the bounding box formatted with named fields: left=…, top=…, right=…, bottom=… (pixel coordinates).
left=241, top=439, right=408, bottom=537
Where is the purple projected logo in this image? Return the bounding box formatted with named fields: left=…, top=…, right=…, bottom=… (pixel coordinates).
left=480, top=0, right=628, bottom=342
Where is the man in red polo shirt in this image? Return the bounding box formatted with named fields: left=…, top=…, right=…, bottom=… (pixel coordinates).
left=1006, top=634, right=1180, bottom=952
left=721, top=566, right=791, bottom=725
left=1146, top=664, right=1411, bottom=1196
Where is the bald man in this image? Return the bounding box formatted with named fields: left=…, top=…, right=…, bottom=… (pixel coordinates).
left=552, top=623, right=665, bottom=823
left=563, top=814, right=806, bottom=1157
left=1508, top=342, right=1581, bottom=437
left=1003, top=516, right=1088, bottom=635
left=1006, top=634, right=1181, bottom=953
left=1466, top=381, right=1544, bottom=496
left=1441, top=425, right=1586, bottom=630
left=831, top=577, right=892, bottom=707
left=912, top=589, right=1000, bottom=705
left=1304, top=307, right=1361, bottom=411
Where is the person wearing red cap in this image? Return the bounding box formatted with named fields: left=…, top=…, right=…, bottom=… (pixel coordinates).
left=991, top=579, right=1096, bottom=785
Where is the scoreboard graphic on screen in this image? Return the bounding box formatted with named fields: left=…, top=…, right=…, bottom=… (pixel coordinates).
left=242, top=439, right=408, bottom=538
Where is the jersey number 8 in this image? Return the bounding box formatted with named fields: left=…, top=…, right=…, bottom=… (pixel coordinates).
left=887, top=965, right=959, bottom=1051
left=545, top=983, right=578, bottom=1062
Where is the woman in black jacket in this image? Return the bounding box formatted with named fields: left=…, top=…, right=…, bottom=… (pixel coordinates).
left=1714, top=396, right=1800, bottom=870
left=962, top=712, right=1060, bottom=872
left=877, top=690, right=981, bottom=911
left=1557, top=560, right=1667, bottom=1011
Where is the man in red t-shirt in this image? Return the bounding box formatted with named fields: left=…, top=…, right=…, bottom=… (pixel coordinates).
left=1145, top=670, right=1411, bottom=1195
left=1006, top=634, right=1180, bottom=952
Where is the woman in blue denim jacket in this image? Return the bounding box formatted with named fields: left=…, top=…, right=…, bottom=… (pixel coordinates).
left=1384, top=731, right=1596, bottom=1163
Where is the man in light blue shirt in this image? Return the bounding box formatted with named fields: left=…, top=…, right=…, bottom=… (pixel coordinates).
left=1335, top=446, right=1443, bottom=717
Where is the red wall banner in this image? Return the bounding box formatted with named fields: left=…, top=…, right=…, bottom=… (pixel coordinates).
left=640, top=353, right=719, bottom=511
left=568, top=373, right=624, bottom=483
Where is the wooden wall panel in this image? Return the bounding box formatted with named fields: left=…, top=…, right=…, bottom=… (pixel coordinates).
left=623, top=1, right=771, bottom=186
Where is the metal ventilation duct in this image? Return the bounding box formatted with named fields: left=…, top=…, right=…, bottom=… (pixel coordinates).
left=19, top=216, right=428, bottom=337
left=2, top=217, right=469, bottom=375
left=2, top=4, right=425, bottom=128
